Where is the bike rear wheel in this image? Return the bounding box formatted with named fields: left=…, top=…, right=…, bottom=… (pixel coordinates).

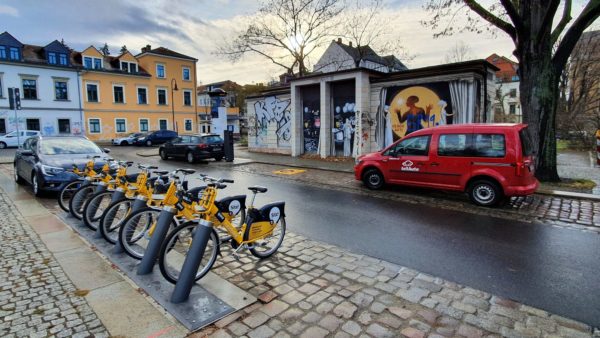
left=69, top=185, right=96, bottom=220
left=99, top=199, right=133, bottom=244
left=118, top=207, right=177, bottom=260
left=158, top=221, right=219, bottom=284
left=249, top=217, right=286, bottom=258
left=83, top=191, right=115, bottom=230
left=58, top=180, right=82, bottom=212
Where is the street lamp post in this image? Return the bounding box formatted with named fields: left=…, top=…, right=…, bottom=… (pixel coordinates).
left=171, top=78, right=178, bottom=131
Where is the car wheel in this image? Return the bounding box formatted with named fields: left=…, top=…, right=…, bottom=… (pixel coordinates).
left=145, top=140, right=152, bottom=146
left=0, top=142, right=6, bottom=149
left=363, top=168, right=384, bottom=190
left=32, top=172, right=42, bottom=196
left=468, top=179, right=503, bottom=207
left=214, top=156, right=223, bottom=162
left=160, top=149, right=169, bottom=160
left=186, top=151, right=195, bottom=164
left=120, top=140, right=128, bottom=146
left=14, top=165, right=24, bottom=184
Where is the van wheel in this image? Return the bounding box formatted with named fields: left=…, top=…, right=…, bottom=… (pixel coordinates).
left=363, top=169, right=384, bottom=190
left=468, top=179, right=502, bottom=207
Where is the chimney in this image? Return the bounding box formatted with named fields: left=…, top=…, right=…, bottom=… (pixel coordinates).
left=349, top=41, right=352, bottom=47
left=337, top=38, right=342, bottom=44
left=141, top=44, right=151, bottom=53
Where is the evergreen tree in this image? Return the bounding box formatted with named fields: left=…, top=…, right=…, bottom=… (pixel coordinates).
left=101, top=43, right=110, bottom=56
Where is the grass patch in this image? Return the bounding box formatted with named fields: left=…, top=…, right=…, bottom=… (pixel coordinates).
left=540, top=178, right=597, bottom=193
left=556, top=139, right=570, bottom=151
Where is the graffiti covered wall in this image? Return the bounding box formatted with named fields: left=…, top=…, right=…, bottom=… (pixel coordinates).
left=247, top=93, right=292, bottom=154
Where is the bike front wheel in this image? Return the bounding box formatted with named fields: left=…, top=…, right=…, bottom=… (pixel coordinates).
left=249, top=217, right=286, bottom=258
left=83, top=190, right=116, bottom=230
left=69, top=185, right=96, bottom=220
left=118, top=207, right=177, bottom=260
left=99, top=199, right=134, bottom=244
left=158, top=221, right=219, bottom=284
left=58, top=180, right=82, bottom=212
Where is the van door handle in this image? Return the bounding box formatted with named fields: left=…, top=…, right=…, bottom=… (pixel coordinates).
left=430, top=162, right=440, bottom=166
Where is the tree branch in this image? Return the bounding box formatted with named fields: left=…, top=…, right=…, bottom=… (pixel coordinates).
left=553, top=0, right=600, bottom=72
left=463, top=0, right=517, bottom=40
left=499, top=0, right=524, bottom=32
left=551, top=0, right=572, bottom=43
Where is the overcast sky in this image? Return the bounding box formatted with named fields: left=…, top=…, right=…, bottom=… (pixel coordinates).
left=0, top=0, right=591, bottom=85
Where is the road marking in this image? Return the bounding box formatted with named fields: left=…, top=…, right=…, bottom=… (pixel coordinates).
left=273, top=168, right=306, bottom=175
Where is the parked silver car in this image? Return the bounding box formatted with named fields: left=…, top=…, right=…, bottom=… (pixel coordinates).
left=111, top=132, right=146, bottom=146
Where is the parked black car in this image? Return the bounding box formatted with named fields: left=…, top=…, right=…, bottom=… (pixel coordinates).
left=159, top=134, right=224, bottom=163
left=134, top=130, right=178, bottom=146
left=14, top=136, right=111, bottom=196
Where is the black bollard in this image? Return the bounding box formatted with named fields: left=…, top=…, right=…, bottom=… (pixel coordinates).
left=112, top=195, right=148, bottom=254
left=137, top=206, right=176, bottom=275
left=171, top=218, right=214, bottom=303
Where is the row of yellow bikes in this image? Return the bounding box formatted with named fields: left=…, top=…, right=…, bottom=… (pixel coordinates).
left=58, top=155, right=286, bottom=283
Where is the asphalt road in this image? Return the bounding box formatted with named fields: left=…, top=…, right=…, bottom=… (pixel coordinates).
left=23, top=146, right=600, bottom=327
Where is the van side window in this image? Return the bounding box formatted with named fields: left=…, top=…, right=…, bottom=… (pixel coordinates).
left=473, top=134, right=505, bottom=158
left=385, top=135, right=430, bottom=156
left=438, top=134, right=470, bottom=157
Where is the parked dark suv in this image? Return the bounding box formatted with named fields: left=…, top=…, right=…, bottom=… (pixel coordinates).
left=134, top=130, right=177, bottom=146
left=159, top=134, right=224, bottom=163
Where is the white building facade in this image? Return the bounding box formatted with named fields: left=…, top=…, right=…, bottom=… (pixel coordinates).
left=0, top=33, right=84, bottom=136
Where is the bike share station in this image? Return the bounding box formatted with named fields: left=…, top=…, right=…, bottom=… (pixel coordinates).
left=57, top=172, right=256, bottom=332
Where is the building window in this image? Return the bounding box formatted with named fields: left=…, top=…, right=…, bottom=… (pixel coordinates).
left=120, top=61, right=138, bottom=73
left=54, top=81, right=68, bottom=100
left=182, top=67, right=190, bottom=81
left=58, top=119, right=70, bottom=134
left=0, top=75, right=3, bottom=98
left=113, top=85, right=125, bottom=103
left=22, top=79, right=37, bottom=100
left=94, top=58, right=102, bottom=69
left=0, top=46, right=5, bottom=59
left=26, top=119, right=40, bottom=131
left=9, top=47, right=19, bottom=60
left=156, top=64, right=165, bottom=78
left=59, top=53, right=68, bottom=65
left=509, top=103, right=516, bottom=115
left=89, top=119, right=101, bottom=134
left=159, top=119, right=168, bottom=130
left=511, top=75, right=519, bottom=81
left=86, top=83, right=99, bottom=102
left=509, top=89, right=517, bottom=98
left=48, top=52, right=57, bottom=64
left=201, top=124, right=211, bottom=133
left=115, top=118, right=126, bottom=133
left=139, top=119, right=149, bottom=132
left=157, top=88, right=167, bottom=105
left=84, top=57, right=93, bottom=69
left=184, top=119, right=192, bottom=131
left=137, top=87, right=147, bottom=104
left=183, top=90, right=192, bottom=106
left=0, top=118, right=5, bottom=134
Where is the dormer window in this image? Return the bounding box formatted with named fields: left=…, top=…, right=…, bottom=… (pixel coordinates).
left=48, top=52, right=57, bottom=64
left=83, top=56, right=102, bottom=69
left=59, top=53, right=68, bottom=65
left=0, top=46, right=6, bottom=59
left=9, top=47, right=19, bottom=60
left=94, top=58, right=102, bottom=69
left=120, top=61, right=138, bottom=73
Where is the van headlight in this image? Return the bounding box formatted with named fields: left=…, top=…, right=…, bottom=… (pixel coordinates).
left=41, top=165, right=65, bottom=176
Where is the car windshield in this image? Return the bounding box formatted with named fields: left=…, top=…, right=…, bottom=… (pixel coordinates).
left=40, top=138, right=103, bottom=155
left=129, top=133, right=143, bottom=137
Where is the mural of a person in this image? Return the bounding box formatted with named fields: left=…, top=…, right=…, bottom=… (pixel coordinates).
left=397, top=95, right=432, bottom=136
left=342, top=118, right=354, bottom=157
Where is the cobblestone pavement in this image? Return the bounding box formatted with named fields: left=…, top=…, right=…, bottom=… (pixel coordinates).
left=0, top=191, right=109, bottom=338
left=232, top=163, right=600, bottom=233
left=194, top=233, right=598, bottom=338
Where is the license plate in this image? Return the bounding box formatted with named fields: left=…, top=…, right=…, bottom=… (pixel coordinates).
left=213, top=147, right=222, bottom=151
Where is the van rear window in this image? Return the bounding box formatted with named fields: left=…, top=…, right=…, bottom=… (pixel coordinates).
left=438, top=134, right=469, bottom=157
left=519, top=128, right=533, bottom=156
left=473, top=134, right=505, bottom=158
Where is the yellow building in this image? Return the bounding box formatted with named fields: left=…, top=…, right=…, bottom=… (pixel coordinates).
left=78, top=44, right=198, bottom=141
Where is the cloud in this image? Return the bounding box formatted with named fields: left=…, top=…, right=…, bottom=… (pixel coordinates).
left=0, top=5, right=18, bottom=17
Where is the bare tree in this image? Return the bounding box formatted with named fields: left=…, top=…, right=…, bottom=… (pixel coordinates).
left=216, top=0, right=344, bottom=76
left=443, top=41, right=473, bottom=63
left=423, top=1, right=600, bottom=181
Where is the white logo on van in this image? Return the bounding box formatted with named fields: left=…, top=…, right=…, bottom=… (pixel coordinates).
left=269, top=207, right=281, bottom=223
left=401, top=160, right=420, bottom=172
left=229, top=200, right=241, bottom=215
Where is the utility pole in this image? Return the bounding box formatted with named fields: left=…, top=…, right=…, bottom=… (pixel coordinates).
left=8, top=88, right=22, bottom=146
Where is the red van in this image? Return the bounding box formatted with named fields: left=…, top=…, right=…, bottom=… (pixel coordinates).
left=354, top=124, right=539, bottom=206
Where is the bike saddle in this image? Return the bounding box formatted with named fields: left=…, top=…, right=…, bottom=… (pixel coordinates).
left=177, top=168, right=196, bottom=175
left=153, top=170, right=169, bottom=176
left=125, top=161, right=134, bottom=167
left=248, top=186, right=268, bottom=193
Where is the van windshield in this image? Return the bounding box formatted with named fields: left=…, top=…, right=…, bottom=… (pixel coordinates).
left=519, top=128, right=533, bottom=156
